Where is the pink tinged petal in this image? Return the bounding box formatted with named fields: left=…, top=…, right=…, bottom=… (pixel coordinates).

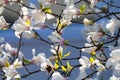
left=3, top=0, right=9, bottom=4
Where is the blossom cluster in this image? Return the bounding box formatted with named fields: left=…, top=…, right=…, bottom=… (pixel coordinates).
left=0, top=0, right=120, bottom=80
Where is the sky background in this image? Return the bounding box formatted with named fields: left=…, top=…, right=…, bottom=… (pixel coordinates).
left=0, top=0, right=120, bottom=80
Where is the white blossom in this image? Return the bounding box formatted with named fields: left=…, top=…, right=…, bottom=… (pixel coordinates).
left=106, top=49, right=120, bottom=77
left=79, top=56, right=91, bottom=70
left=106, top=19, right=120, bottom=36
left=63, top=5, right=80, bottom=19
left=12, top=58, right=22, bottom=68
left=87, top=32, right=103, bottom=43
left=2, top=65, right=20, bottom=80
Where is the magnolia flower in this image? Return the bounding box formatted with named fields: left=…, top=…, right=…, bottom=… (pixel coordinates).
left=31, top=49, right=46, bottom=64
left=4, top=43, right=24, bottom=59
left=83, top=18, right=92, bottom=26
left=81, top=43, right=97, bottom=53
left=79, top=56, right=91, bottom=70
left=0, top=16, right=8, bottom=30
left=63, top=2, right=80, bottom=19
left=87, top=32, right=103, bottom=43
left=51, top=71, right=66, bottom=80
left=12, top=58, right=22, bottom=68
left=81, top=23, right=102, bottom=40
left=48, top=31, right=64, bottom=45
left=31, top=9, right=47, bottom=29
left=5, top=43, right=17, bottom=55
left=106, top=19, right=120, bottom=36
left=54, top=18, right=72, bottom=32
left=32, top=9, right=46, bottom=23
left=12, top=10, right=46, bottom=39
left=77, top=56, right=91, bottom=80
left=40, top=59, right=53, bottom=72
left=37, top=0, right=56, bottom=7
left=31, top=49, right=53, bottom=72
left=106, top=49, right=120, bottom=77
left=12, top=17, right=36, bottom=39
left=94, top=60, right=105, bottom=75
left=2, top=65, right=20, bottom=80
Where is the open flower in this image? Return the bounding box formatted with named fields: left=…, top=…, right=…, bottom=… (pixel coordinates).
left=31, top=49, right=53, bottom=72
left=12, top=17, right=38, bottom=39
left=77, top=56, right=91, bottom=80
left=106, top=19, right=120, bottom=36
left=63, top=0, right=80, bottom=19
left=2, top=65, right=20, bottom=80
left=31, top=9, right=47, bottom=29
left=63, top=5, right=80, bottom=19
left=31, top=49, right=46, bottom=64
left=4, top=43, right=24, bottom=59
left=106, top=49, right=120, bottom=77
left=87, top=32, right=103, bottom=43
left=79, top=56, right=91, bottom=71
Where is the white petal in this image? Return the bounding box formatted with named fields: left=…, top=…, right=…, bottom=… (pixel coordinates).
left=110, top=49, right=120, bottom=60
left=5, top=43, right=12, bottom=51
left=46, top=14, right=55, bottom=20
left=52, top=71, right=65, bottom=80
left=106, top=58, right=115, bottom=68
